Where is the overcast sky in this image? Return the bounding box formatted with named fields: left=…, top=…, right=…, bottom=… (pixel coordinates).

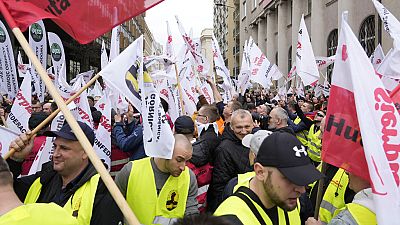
left=145, top=0, right=213, bottom=53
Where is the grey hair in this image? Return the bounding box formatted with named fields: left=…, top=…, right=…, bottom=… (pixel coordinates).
left=274, top=107, right=288, bottom=124
left=231, top=109, right=252, bottom=121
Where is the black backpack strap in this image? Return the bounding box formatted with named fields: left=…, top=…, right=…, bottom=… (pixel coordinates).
left=233, top=188, right=267, bottom=225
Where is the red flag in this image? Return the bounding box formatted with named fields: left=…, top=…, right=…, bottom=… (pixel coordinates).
left=1, top=0, right=164, bottom=44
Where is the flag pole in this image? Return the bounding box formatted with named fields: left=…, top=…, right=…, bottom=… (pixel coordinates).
left=174, top=63, right=185, bottom=115
left=0, top=3, right=140, bottom=225
left=3, top=73, right=101, bottom=160
left=314, top=162, right=327, bottom=219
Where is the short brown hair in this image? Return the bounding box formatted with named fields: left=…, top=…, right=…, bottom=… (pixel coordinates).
left=0, top=157, right=12, bottom=186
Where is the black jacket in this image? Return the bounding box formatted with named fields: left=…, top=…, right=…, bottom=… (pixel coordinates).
left=8, top=159, right=123, bottom=225
left=190, top=126, right=221, bottom=167
left=207, top=126, right=252, bottom=212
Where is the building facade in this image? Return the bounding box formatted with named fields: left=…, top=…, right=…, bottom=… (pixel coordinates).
left=240, top=0, right=400, bottom=83
left=213, top=0, right=241, bottom=80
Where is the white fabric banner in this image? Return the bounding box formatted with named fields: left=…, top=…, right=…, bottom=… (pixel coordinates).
left=370, top=44, right=385, bottom=69
left=28, top=20, right=47, bottom=102
left=140, top=40, right=175, bottom=159
left=89, top=80, right=104, bottom=98
left=200, top=81, right=214, bottom=104
left=176, top=16, right=210, bottom=76
left=165, top=21, right=174, bottom=59
left=101, top=40, right=109, bottom=69
left=212, top=35, right=232, bottom=87
left=0, top=126, right=19, bottom=157
left=48, top=32, right=66, bottom=82
left=101, top=36, right=143, bottom=112
left=93, top=93, right=112, bottom=170
left=248, top=37, right=281, bottom=89
left=7, top=73, right=32, bottom=134
left=238, top=40, right=251, bottom=94
left=17, top=51, right=28, bottom=79
left=0, top=20, right=18, bottom=98
left=109, top=25, right=120, bottom=62
left=296, top=15, right=319, bottom=86
left=333, top=15, right=400, bottom=224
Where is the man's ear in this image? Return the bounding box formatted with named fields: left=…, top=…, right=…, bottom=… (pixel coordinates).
left=254, top=163, right=265, bottom=180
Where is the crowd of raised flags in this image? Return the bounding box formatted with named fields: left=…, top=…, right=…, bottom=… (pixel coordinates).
left=0, top=0, right=398, bottom=224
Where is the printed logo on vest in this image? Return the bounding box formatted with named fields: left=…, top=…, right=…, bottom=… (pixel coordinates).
left=166, top=190, right=179, bottom=211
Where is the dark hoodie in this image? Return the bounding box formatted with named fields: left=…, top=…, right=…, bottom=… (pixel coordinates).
left=9, top=160, right=122, bottom=225
left=206, top=125, right=253, bottom=213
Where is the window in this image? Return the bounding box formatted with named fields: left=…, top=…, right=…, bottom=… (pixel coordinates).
left=69, top=60, right=80, bottom=78
left=242, top=1, right=247, bottom=19
left=326, top=29, right=338, bottom=82
left=288, top=46, right=292, bottom=73
left=275, top=52, right=278, bottom=66
left=359, top=15, right=375, bottom=57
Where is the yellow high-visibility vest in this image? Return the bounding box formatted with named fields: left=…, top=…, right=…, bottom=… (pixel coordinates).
left=0, top=203, right=78, bottom=225
left=126, top=157, right=190, bottom=225
left=24, top=174, right=100, bottom=225
left=307, top=124, right=322, bottom=163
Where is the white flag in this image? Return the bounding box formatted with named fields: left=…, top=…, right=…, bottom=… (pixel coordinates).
left=140, top=43, right=175, bottom=159
left=238, top=40, right=251, bottom=95
left=200, top=81, right=214, bottom=104
left=212, top=35, right=232, bottom=87
left=89, top=80, right=104, bottom=98
left=70, top=70, right=94, bottom=85
left=0, top=126, right=19, bottom=157
left=165, top=21, right=174, bottom=59
left=48, top=32, right=66, bottom=82
left=248, top=37, right=280, bottom=89
left=101, top=36, right=143, bottom=112
left=17, top=51, right=28, bottom=79
left=0, top=20, right=19, bottom=98
left=176, top=16, right=210, bottom=76
left=332, top=14, right=400, bottom=224
left=109, top=25, right=120, bottom=62
left=93, top=93, right=112, bottom=170
left=370, top=44, right=385, bottom=69
left=101, top=40, right=109, bottom=69
left=7, top=73, right=32, bottom=134
left=29, top=20, right=47, bottom=102
left=296, top=15, right=319, bottom=86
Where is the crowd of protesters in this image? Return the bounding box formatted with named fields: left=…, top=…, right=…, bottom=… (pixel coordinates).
left=0, top=78, right=374, bottom=225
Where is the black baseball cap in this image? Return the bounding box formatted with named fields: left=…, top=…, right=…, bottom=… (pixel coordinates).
left=174, top=115, right=195, bottom=135
left=44, top=121, right=95, bottom=145
left=256, top=130, right=323, bottom=186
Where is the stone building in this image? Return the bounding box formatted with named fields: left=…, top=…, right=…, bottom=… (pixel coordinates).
left=239, top=0, right=400, bottom=82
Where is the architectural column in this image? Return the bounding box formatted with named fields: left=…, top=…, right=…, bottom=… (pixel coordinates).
left=277, top=0, right=288, bottom=78
left=250, top=24, right=258, bottom=44
left=311, top=0, right=325, bottom=56
left=291, top=0, right=302, bottom=62
left=257, top=17, right=267, bottom=55
left=266, top=9, right=277, bottom=63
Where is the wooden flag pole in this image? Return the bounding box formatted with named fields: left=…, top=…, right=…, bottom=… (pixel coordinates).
left=314, top=162, right=327, bottom=219
left=3, top=73, right=101, bottom=160
left=0, top=3, right=140, bottom=225
left=174, top=63, right=185, bottom=115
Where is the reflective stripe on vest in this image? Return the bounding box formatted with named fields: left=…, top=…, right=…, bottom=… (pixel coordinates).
left=214, top=190, right=301, bottom=225
left=24, top=174, right=100, bottom=225
left=307, top=124, right=322, bottom=162
left=319, top=168, right=348, bottom=224
left=126, top=157, right=190, bottom=225
left=294, top=117, right=309, bottom=146
left=233, top=172, right=255, bottom=193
